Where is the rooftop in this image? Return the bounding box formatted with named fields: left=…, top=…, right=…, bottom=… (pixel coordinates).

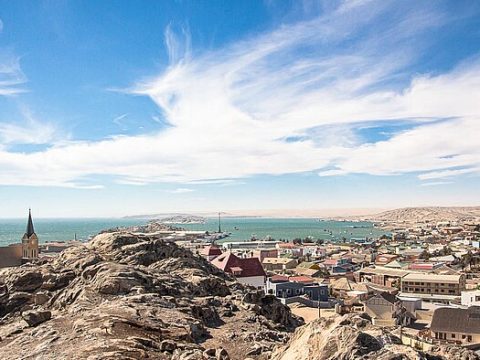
left=402, top=273, right=462, bottom=283
left=431, top=307, right=480, bottom=334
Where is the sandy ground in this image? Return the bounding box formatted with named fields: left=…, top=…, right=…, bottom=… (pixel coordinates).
left=288, top=304, right=338, bottom=323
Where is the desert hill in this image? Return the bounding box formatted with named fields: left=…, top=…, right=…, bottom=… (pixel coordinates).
left=357, top=206, right=480, bottom=224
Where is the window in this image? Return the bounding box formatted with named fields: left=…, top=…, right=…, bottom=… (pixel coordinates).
left=451, top=334, right=455, bottom=338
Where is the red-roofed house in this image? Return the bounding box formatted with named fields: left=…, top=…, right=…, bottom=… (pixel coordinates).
left=211, top=252, right=266, bottom=288
left=201, top=244, right=222, bottom=261
left=289, top=276, right=315, bottom=284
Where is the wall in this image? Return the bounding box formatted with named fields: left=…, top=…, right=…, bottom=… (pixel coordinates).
left=0, top=244, right=22, bottom=268
left=401, top=334, right=434, bottom=352
left=237, top=276, right=265, bottom=289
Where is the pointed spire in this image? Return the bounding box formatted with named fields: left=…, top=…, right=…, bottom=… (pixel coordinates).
left=26, top=208, right=35, bottom=238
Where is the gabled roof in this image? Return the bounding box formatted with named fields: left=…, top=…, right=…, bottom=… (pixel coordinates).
left=296, top=261, right=320, bottom=270
left=211, top=252, right=266, bottom=278
left=330, top=277, right=353, bottom=291
left=431, top=307, right=480, bottom=335
left=201, top=244, right=222, bottom=257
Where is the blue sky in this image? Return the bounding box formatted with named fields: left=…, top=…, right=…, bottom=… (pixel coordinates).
left=0, top=0, right=479, bottom=217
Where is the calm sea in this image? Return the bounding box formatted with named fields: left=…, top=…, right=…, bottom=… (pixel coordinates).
left=0, top=217, right=386, bottom=246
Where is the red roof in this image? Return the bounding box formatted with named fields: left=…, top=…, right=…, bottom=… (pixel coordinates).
left=323, top=259, right=338, bottom=266
left=211, top=252, right=266, bottom=278
left=278, top=243, right=297, bottom=249
left=289, top=276, right=314, bottom=284
left=270, top=275, right=289, bottom=282
left=201, top=244, right=222, bottom=256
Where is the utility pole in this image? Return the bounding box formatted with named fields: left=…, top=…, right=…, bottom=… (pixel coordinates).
left=218, top=212, right=221, bottom=233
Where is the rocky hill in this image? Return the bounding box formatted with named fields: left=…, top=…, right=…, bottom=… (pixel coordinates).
left=360, top=206, right=480, bottom=224
left=271, top=313, right=479, bottom=360
left=0, top=232, right=300, bottom=359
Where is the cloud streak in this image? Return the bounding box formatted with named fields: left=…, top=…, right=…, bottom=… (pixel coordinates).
left=0, top=1, right=479, bottom=188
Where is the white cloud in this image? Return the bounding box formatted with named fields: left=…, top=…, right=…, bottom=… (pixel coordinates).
left=0, top=106, right=62, bottom=145
left=0, top=2, right=479, bottom=187
left=167, top=188, right=195, bottom=194
left=420, top=181, right=453, bottom=187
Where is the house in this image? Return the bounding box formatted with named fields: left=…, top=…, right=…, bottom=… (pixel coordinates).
left=276, top=242, right=303, bottom=257
left=262, top=257, right=297, bottom=271
left=265, top=277, right=329, bottom=302
left=323, top=257, right=354, bottom=274
left=430, top=307, right=480, bottom=344
left=294, top=267, right=325, bottom=277
left=330, top=277, right=369, bottom=298
left=461, top=290, right=480, bottom=306
left=301, top=245, right=326, bottom=258
left=211, top=252, right=266, bottom=288
left=354, top=267, right=410, bottom=288
left=200, top=244, right=222, bottom=261
left=251, top=249, right=278, bottom=262
left=293, top=261, right=325, bottom=277
left=364, top=293, right=414, bottom=327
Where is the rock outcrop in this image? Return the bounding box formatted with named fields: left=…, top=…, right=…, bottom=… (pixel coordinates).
left=0, top=232, right=301, bottom=359
left=271, top=313, right=479, bottom=360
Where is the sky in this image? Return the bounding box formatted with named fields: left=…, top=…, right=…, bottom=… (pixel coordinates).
left=0, top=0, right=479, bottom=218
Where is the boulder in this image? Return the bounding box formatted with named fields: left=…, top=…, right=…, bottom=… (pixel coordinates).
left=22, top=310, right=51, bottom=327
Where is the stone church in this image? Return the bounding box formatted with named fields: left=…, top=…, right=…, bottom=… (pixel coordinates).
left=0, top=209, right=39, bottom=268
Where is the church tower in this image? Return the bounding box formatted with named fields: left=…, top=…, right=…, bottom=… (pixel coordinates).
left=21, top=209, right=39, bottom=260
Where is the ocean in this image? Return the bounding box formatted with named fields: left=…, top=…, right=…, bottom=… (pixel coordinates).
left=0, top=217, right=387, bottom=246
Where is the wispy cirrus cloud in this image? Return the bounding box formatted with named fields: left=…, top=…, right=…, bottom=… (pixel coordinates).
left=0, top=106, right=63, bottom=146
left=0, top=51, right=27, bottom=96
left=0, top=1, right=479, bottom=188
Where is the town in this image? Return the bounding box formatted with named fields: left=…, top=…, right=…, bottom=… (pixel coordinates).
left=2, top=208, right=480, bottom=356
left=186, top=213, right=480, bottom=352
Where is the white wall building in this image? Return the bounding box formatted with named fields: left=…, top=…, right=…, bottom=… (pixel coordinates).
left=461, top=290, right=480, bottom=307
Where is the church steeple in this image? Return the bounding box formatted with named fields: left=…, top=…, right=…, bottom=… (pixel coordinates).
left=26, top=208, right=36, bottom=238
left=22, top=209, right=39, bottom=260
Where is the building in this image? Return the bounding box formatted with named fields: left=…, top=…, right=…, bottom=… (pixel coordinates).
left=251, top=249, right=278, bottom=262
left=364, top=293, right=414, bottom=326
left=430, top=307, right=480, bottom=344
left=200, top=244, right=222, bottom=261
left=355, top=266, right=410, bottom=288
left=265, top=277, right=329, bottom=302
left=0, top=209, right=39, bottom=268
left=21, top=209, right=39, bottom=260
left=211, top=252, right=266, bottom=288
left=401, top=273, right=465, bottom=296
left=262, top=257, right=297, bottom=272
left=323, top=257, right=354, bottom=274
left=461, top=290, right=480, bottom=307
